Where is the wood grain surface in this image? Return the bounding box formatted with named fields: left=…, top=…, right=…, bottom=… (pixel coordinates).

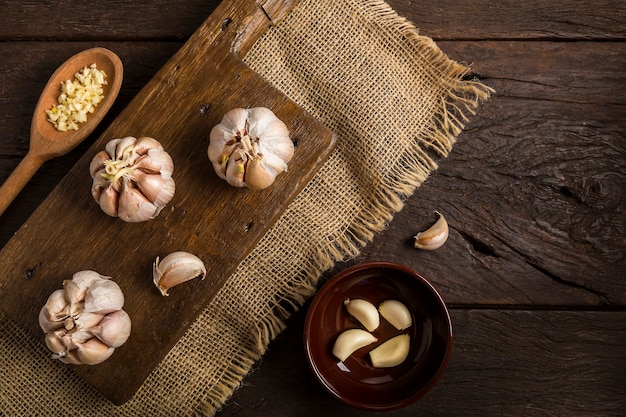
left=0, top=0, right=624, bottom=415
left=0, top=0, right=335, bottom=405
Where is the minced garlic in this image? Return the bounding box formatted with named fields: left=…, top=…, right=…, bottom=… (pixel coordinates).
left=45, top=63, right=107, bottom=132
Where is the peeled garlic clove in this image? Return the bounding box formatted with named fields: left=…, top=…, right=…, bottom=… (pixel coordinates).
left=332, top=329, right=378, bottom=362
left=344, top=298, right=380, bottom=332
left=369, top=334, right=411, bottom=368
left=83, top=278, right=124, bottom=314
left=76, top=338, right=115, bottom=365
left=89, top=310, right=131, bottom=348
left=378, top=300, right=412, bottom=330
left=153, top=251, right=206, bottom=296
left=414, top=211, right=449, bottom=250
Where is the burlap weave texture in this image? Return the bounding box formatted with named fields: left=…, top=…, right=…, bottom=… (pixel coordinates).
left=0, top=0, right=491, bottom=415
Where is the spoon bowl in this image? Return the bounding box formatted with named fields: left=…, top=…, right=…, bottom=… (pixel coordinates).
left=0, top=47, right=123, bottom=216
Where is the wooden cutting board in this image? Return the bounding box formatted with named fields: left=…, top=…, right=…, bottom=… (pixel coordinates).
left=0, top=0, right=335, bottom=405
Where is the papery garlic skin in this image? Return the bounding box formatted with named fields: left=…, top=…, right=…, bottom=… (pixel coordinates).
left=39, top=270, right=131, bottom=366
left=153, top=251, right=207, bottom=296
left=332, top=329, right=378, bottom=362
left=208, top=107, right=294, bottom=190
left=90, top=136, right=175, bottom=222
left=414, top=211, right=449, bottom=250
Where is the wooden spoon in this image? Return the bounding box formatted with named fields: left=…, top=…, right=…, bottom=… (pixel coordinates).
left=0, top=47, right=123, bottom=216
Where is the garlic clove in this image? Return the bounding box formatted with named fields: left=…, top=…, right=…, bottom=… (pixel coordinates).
left=97, top=185, right=119, bottom=217
left=42, top=289, right=70, bottom=322
left=153, top=251, right=206, bottom=296
left=344, top=298, right=380, bottom=332
left=133, top=171, right=176, bottom=207
left=83, top=278, right=124, bottom=314
left=111, top=136, right=136, bottom=161
left=225, top=153, right=246, bottom=188
left=38, top=306, right=65, bottom=333
left=71, top=270, right=109, bottom=288
left=260, top=152, right=289, bottom=177
left=132, top=136, right=164, bottom=158
left=369, top=333, right=411, bottom=368
left=89, top=150, right=110, bottom=178
left=245, top=158, right=276, bottom=190
left=332, top=328, right=378, bottom=362
left=89, top=310, right=131, bottom=348
left=133, top=148, right=174, bottom=178
left=414, top=211, right=449, bottom=250
left=257, top=128, right=293, bottom=164
left=378, top=300, right=412, bottom=330
left=70, top=330, right=94, bottom=346
left=45, top=330, right=69, bottom=355
left=64, top=270, right=106, bottom=305
left=65, top=271, right=110, bottom=317
left=76, top=338, right=115, bottom=365
left=117, top=180, right=160, bottom=223
left=73, top=311, right=105, bottom=330
left=104, top=138, right=123, bottom=162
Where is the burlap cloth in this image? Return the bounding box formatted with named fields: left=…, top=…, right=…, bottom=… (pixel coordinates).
left=0, top=0, right=491, bottom=414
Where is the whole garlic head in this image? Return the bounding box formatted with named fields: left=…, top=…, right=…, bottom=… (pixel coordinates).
left=208, top=107, right=294, bottom=190
left=90, top=136, right=175, bottom=222
left=39, top=270, right=131, bottom=366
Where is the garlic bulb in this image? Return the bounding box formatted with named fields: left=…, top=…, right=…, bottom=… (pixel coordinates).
left=414, top=211, right=449, bottom=250
left=90, top=136, right=175, bottom=222
left=153, top=251, right=206, bottom=296
left=208, top=107, right=294, bottom=190
left=39, top=270, right=131, bottom=365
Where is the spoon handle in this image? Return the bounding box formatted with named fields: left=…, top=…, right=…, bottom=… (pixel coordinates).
left=0, top=152, right=45, bottom=217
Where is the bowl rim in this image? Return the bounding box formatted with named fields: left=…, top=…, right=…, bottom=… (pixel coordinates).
left=304, top=261, right=453, bottom=411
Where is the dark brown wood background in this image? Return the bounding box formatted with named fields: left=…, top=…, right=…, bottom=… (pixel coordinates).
left=1, top=0, right=624, bottom=415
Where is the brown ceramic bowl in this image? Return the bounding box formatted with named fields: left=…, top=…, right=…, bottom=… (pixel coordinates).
left=304, top=261, right=453, bottom=411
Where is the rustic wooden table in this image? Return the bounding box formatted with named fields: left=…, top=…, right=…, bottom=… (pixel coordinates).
left=1, top=0, right=624, bottom=415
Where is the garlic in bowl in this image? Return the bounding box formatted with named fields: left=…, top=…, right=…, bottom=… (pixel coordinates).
left=38, top=271, right=131, bottom=365
left=304, top=261, right=453, bottom=411
left=89, top=136, right=175, bottom=222
left=208, top=107, right=294, bottom=189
